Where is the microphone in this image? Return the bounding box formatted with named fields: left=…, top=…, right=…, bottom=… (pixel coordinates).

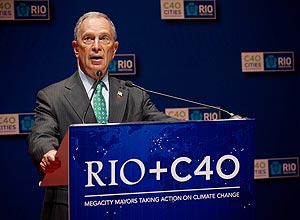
left=81, top=70, right=102, bottom=123
left=125, top=81, right=243, bottom=120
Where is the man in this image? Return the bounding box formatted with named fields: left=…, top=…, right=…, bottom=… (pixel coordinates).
left=28, top=11, right=176, bottom=220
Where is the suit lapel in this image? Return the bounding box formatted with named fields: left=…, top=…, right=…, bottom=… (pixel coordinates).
left=109, top=77, right=128, bottom=123
left=63, top=72, right=97, bottom=123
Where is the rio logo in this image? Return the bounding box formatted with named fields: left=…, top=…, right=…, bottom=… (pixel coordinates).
left=31, top=5, right=47, bottom=16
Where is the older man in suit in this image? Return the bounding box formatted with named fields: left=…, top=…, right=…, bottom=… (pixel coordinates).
left=28, top=11, right=176, bottom=220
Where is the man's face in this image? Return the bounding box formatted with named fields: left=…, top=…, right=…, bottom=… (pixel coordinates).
left=72, top=16, right=119, bottom=80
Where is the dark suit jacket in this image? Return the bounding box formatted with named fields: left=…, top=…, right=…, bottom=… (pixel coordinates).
left=28, top=71, right=176, bottom=219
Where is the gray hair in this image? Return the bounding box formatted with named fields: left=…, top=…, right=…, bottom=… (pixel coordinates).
left=73, top=11, right=117, bottom=41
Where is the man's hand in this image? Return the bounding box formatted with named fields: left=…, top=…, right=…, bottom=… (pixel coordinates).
left=40, top=150, right=61, bottom=173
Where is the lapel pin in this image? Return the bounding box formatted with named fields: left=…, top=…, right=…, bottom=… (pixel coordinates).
left=117, top=91, right=123, bottom=99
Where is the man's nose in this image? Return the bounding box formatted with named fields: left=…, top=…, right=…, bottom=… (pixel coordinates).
left=92, top=39, right=102, bottom=51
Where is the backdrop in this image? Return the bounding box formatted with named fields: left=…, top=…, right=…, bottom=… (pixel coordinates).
left=0, top=0, right=299, bottom=219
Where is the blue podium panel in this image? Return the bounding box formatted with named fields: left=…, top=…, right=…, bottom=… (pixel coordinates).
left=69, top=120, right=254, bottom=220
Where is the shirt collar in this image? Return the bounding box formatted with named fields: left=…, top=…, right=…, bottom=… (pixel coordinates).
left=78, top=68, right=109, bottom=95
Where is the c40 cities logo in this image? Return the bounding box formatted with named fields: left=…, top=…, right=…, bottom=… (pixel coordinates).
left=165, top=107, right=221, bottom=120
left=241, top=51, right=294, bottom=72
left=0, top=113, right=35, bottom=135
left=254, top=157, right=299, bottom=179
left=160, top=0, right=216, bottom=20
left=0, top=0, right=50, bottom=21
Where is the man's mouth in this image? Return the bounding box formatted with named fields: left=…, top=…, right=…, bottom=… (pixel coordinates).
left=90, top=55, right=103, bottom=61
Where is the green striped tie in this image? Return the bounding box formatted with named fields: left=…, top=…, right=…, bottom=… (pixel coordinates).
left=93, top=81, right=108, bottom=124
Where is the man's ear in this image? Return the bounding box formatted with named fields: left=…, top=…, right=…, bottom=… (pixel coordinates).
left=72, top=40, right=79, bottom=56
left=113, top=41, right=119, bottom=55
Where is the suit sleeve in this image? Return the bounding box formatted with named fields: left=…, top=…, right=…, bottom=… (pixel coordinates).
left=27, top=88, right=60, bottom=169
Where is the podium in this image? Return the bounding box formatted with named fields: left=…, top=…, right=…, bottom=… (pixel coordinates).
left=42, top=119, right=255, bottom=220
